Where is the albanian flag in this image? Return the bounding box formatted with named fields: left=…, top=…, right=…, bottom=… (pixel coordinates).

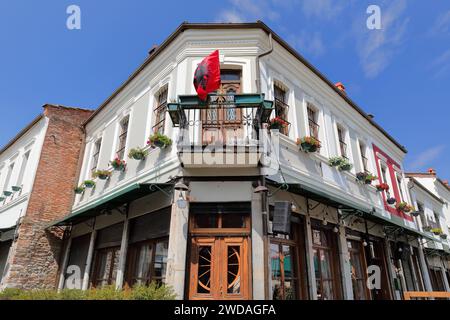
left=193, top=50, right=221, bottom=101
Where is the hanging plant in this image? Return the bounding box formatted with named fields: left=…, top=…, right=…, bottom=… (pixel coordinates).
left=296, top=136, right=321, bottom=153
left=128, top=147, right=148, bottom=160
left=423, top=225, right=432, bottom=232
left=338, top=159, right=353, bottom=171
left=411, top=210, right=421, bottom=217
left=147, top=132, right=172, bottom=149
left=268, top=117, right=288, bottom=130
left=375, top=183, right=390, bottom=192
left=83, top=180, right=96, bottom=188
left=386, top=197, right=396, bottom=205
left=0, top=197, right=5, bottom=201
left=356, top=172, right=378, bottom=184
left=74, top=186, right=85, bottom=194
left=396, top=202, right=413, bottom=213
left=3, top=191, right=12, bottom=197
left=431, top=228, right=443, bottom=236
left=440, top=233, right=448, bottom=240
left=93, top=170, right=111, bottom=180
left=11, top=186, right=22, bottom=192
left=110, top=158, right=126, bottom=171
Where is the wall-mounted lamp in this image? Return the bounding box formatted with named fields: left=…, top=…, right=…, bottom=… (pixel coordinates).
left=254, top=185, right=269, bottom=194
left=174, top=182, right=189, bottom=191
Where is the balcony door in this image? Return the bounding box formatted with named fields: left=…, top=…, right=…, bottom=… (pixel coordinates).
left=202, top=70, right=242, bottom=145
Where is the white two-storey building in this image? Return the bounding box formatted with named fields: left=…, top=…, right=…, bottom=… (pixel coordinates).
left=53, top=22, right=437, bottom=300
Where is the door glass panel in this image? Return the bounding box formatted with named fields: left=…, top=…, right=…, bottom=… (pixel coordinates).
left=134, top=245, right=152, bottom=285
left=270, top=243, right=282, bottom=299
left=320, top=250, right=332, bottom=279
left=194, top=214, right=219, bottom=228
left=222, top=213, right=246, bottom=228
left=322, top=280, right=334, bottom=300
left=153, top=241, right=168, bottom=283
left=227, top=245, right=241, bottom=294
left=197, top=246, right=212, bottom=293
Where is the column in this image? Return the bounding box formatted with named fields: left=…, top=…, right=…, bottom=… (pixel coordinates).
left=81, top=229, right=97, bottom=291
left=57, top=236, right=72, bottom=291
left=115, top=216, right=130, bottom=290
left=304, top=214, right=318, bottom=299
left=417, top=241, right=433, bottom=291
left=440, top=257, right=450, bottom=291
left=337, top=225, right=353, bottom=300
left=165, top=189, right=189, bottom=299
left=251, top=190, right=266, bottom=299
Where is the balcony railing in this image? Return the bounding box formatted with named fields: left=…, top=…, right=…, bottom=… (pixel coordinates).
left=169, top=93, right=274, bottom=146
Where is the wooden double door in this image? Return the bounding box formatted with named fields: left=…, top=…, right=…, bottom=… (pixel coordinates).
left=188, top=236, right=250, bottom=300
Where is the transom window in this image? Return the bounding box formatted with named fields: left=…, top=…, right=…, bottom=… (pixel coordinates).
left=307, top=105, right=319, bottom=140
left=153, top=86, right=168, bottom=134
left=116, top=116, right=129, bottom=160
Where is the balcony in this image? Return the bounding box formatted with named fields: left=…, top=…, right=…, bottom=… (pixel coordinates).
left=168, top=93, right=274, bottom=168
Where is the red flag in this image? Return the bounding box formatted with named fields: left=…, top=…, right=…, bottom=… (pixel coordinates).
left=193, top=50, right=221, bottom=100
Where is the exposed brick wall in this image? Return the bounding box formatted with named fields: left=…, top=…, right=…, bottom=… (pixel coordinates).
left=2, top=105, right=92, bottom=289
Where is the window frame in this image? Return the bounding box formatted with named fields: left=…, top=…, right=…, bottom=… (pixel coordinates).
left=116, top=116, right=130, bottom=160
left=307, top=104, right=320, bottom=140
left=90, top=138, right=102, bottom=176
left=273, top=83, right=290, bottom=136
left=336, top=124, right=348, bottom=159
left=152, top=86, right=168, bottom=134
left=91, top=246, right=121, bottom=288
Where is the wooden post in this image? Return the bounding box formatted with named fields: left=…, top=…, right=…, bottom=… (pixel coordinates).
left=305, top=198, right=318, bottom=299
left=57, top=236, right=72, bottom=292
left=115, top=209, right=130, bottom=290
left=82, top=222, right=97, bottom=291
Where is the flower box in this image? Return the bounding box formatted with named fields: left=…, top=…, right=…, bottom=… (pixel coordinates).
left=328, top=156, right=344, bottom=167
left=296, top=136, right=321, bottom=153
left=0, top=197, right=5, bottom=201
left=396, top=202, right=413, bottom=213
left=110, top=158, right=126, bottom=171
left=11, top=186, right=22, bottom=192
left=423, top=225, right=432, bottom=232
left=375, top=183, right=390, bottom=192
left=83, top=180, right=96, bottom=188
left=128, top=147, right=148, bottom=161
left=147, top=133, right=172, bottom=149
left=339, top=161, right=353, bottom=171
left=356, top=172, right=378, bottom=185
left=3, top=191, right=12, bottom=197
left=431, top=228, right=442, bottom=236
left=93, top=170, right=111, bottom=180
left=74, top=186, right=85, bottom=194
left=411, top=210, right=421, bottom=217
left=440, top=233, right=448, bottom=240
left=386, top=197, right=396, bottom=205
left=268, top=117, right=288, bottom=130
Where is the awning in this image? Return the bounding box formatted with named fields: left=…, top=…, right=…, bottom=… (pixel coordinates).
left=271, top=181, right=428, bottom=240
left=49, top=183, right=170, bottom=227
left=0, top=226, right=15, bottom=242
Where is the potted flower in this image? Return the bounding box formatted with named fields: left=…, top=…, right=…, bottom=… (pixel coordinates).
left=93, top=170, right=111, bottom=180
left=268, top=117, right=288, bottom=130
left=396, top=202, right=413, bottom=213
left=147, top=132, right=172, bottom=149
left=83, top=180, right=96, bottom=188
left=0, top=196, right=5, bottom=201
left=423, top=225, right=432, bottom=232
left=128, top=147, right=148, bottom=160
left=110, top=158, right=126, bottom=171
left=375, top=183, right=390, bottom=192
left=386, top=197, right=396, bottom=205
left=296, top=136, right=321, bottom=153
left=11, top=186, right=22, bottom=192
left=356, top=172, right=378, bottom=184
left=329, top=156, right=344, bottom=167
left=3, top=191, right=12, bottom=197
left=338, top=159, right=353, bottom=171
left=440, top=233, right=448, bottom=240
left=74, top=186, right=85, bottom=194
left=431, top=228, right=442, bottom=236
left=411, top=210, right=421, bottom=217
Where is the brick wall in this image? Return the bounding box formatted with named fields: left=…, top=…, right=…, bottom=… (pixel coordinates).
left=2, top=105, right=92, bottom=289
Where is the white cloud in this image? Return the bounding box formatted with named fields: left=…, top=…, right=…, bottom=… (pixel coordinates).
left=355, top=0, right=409, bottom=78
left=216, top=0, right=280, bottom=23
left=301, top=0, right=346, bottom=20
left=409, top=145, right=446, bottom=170
left=216, top=10, right=245, bottom=23
left=288, top=31, right=325, bottom=57
left=430, top=10, right=450, bottom=35
left=430, top=49, right=450, bottom=78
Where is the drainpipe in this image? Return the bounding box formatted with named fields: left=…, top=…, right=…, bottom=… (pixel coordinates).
left=255, top=32, right=273, bottom=93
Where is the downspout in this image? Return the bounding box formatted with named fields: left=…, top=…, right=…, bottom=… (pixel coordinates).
left=255, top=32, right=273, bottom=93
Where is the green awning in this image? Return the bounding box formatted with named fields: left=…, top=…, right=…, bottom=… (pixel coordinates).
left=49, top=183, right=166, bottom=227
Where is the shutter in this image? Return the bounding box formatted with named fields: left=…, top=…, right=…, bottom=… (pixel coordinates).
left=129, top=207, right=171, bottom=244
left=96, top=222, right=124, bottom=249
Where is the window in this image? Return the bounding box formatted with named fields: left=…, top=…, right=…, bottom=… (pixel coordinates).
left=90, top=138, right=102, bottom=175
left=3, top=163, right=14, bottom=191
left=125, top=238, right=168, bottom=287
left=433, top=211, right=441, bottom=229
left=16, top=150, right=30, bottom=188
left=396, top=175, right=405, bottom=202
left=359, top=141, right=369, bottom=173
left=274, top=84, right=289, bottom=135
left=312, top=224, right=342, bottom=300
left=153, top=86, right=168, bottom=134
left=307, top=105, right=319, bottom=140
left=348, top=240, right=369, bottom=300
left=380, top=164, right=392, bottom=198
left=337, top=125, right=347, bottom=158
left=91, top=247, right=120, bottom=287
left=116, top=116, right=129, bottom=159
left=416, top=202, right=427, bottom=228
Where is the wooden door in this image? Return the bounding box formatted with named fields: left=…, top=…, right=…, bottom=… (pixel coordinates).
left=202, top=70, right=243, bottom=145
left=188, top=236, right=249, bottom=300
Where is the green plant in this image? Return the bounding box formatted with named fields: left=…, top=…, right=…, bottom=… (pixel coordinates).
left=423, top=225, right=432, bottom=232
left=268, top=117, right=288, bottom=130
left=431, top=228, right=443, bottom=235
left=128, top=283, right=176, bottom=300
left=0, top=197, right=5, bottom=201
left=74, top=186, right=85, bottom=194
left=83, top=180, right=96, bottom=188
left=147, top=132, right=172, bottom=148
left=128, top=147, right=148, bottom=160
left=11, top=186, right=21, bottom=192
left=338, top=159, right=353, bottom=171
left=329, top=156, right=344, bottom=167
left=396, top=202, right=413, bottom=213
left=93, top=170, right=111, bottom=180
left=3, top=191, right=12, bottom=197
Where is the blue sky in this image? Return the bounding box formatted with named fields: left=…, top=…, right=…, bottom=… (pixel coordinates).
left=0, top=1, right=449, bottom=179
